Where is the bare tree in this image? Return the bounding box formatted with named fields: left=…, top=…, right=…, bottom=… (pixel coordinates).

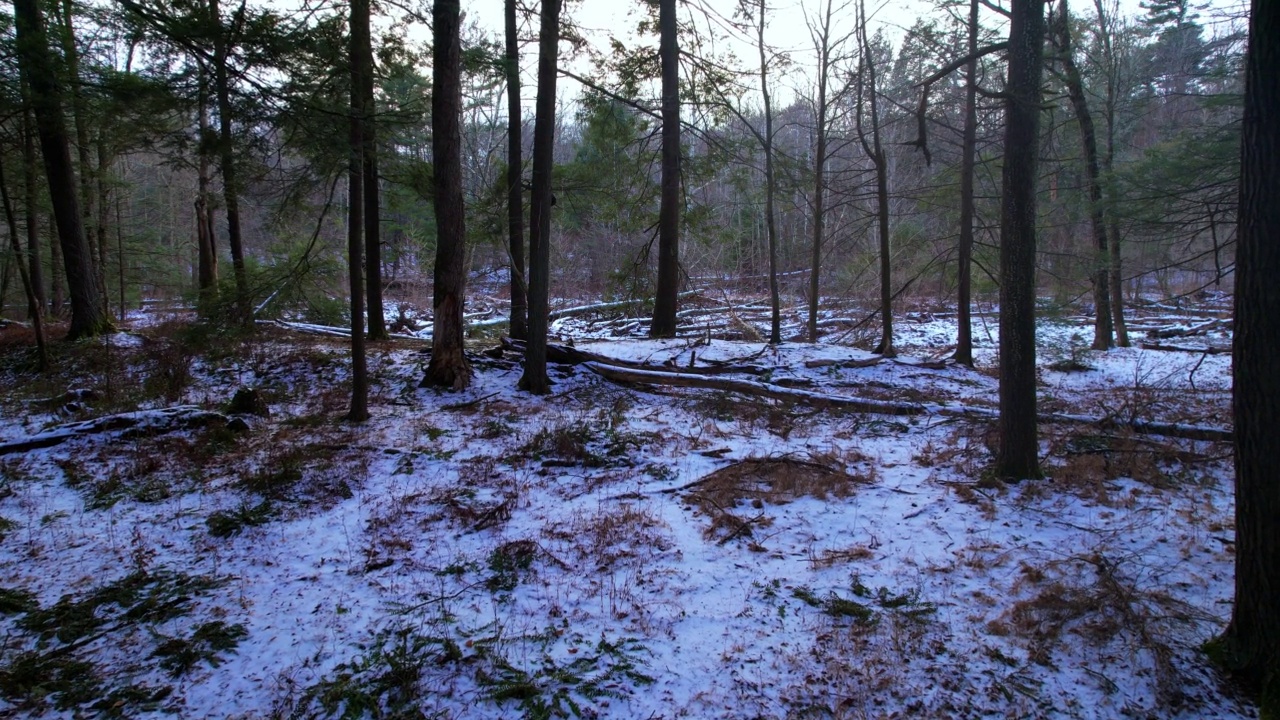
left=855, top=0, right=895, bottom=357
left=650, top=0, right=682, bottom=338
left=424, top=0, right=472, bottom=390
left=954, top=0, right=981, bottom=366
left=519, top=0, right=562, bottom=394
left=1091, top=0, right=1130, bottom=346
left=505, top=0, right=528, bottom=341
left=997, top=0, right=1047, bottom=480
left=805, top=0, right=852, bottom=343
left=1051, top=0, right=1113, bottom=350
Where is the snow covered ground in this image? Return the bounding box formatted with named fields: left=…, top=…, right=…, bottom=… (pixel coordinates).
left=0, top=299, right=1252, bottom=719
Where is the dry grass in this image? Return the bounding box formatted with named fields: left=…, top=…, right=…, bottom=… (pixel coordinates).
left=685, top=457, right=874, bottom=545
left=996, top=553, right=1212, bottom=711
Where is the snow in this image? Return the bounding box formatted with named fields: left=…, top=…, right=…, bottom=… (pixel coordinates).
left=0, top=303, right=1252, bottom=719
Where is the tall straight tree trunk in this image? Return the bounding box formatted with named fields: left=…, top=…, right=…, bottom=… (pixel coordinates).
left=48, top=214, right=64, bottom=316
left=423, top=0, right=472, bottom=390
left=1218, top=0, right=1280, bottom=704
left=0, top=149, right=48, bottom=368
left=996, top=0, right=1046, bottom=480
left=55, top=0, right=98, bottom=295
left=346, top=0, right=369, bottom=421
left=211, top=0, right=249, bottom=323
left=519, top=0, right=562, bottom=394
left=196, top=70, right=218, bottom=304
left=357, top=0, right=385, bottom=342
left=807, top=0, right=834, bottom=343
left=756, top=0, right=781, bottom=345
left=650, top=0, right=681, bottom=338
left=21, top=103, right=45, bottom=315
left=505, top=0, right=528, bottom=341
left=1054, top=0, right=1112, bottom=350
left=95, top=138, right=112, bottom=316
left=1093, top=0, right=1128, bottom=347
left=954, top=0, right=979, bottom=366
left=13, top=0, right=109, bottom=339
left=857, top=0, right=894, bottom=357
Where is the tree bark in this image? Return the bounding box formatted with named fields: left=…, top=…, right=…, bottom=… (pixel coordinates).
left=423, top=0, right=472, bottom=391
left=1053, top=0, right=1113, bottom=350
left=195, top=69, right=218, bottom=304
left=346, top=0, right=369, bottom=421
left=651, top=0, right=682, bottom=338
left=1092, top=0, right=1129, bottom=347
left=996, top=0, right=1046, bottom=480
left=505, top=0, right=528, bottom=341
left=807, top=0, right=834, bottom=344
left=359, top=0, right=385, bottom=342
left=211, top=0, right=250, bottom=323
left=0, top=146, right=48, bottom=369
left=55, top=0, right=99, bottom=297
left=754, top=0, right=781, bottom=345
left=954, top=0, right=979, bottom=366
left=519, top=0, right=562, bottom=394
left=21, top=103, right=45, bottom=316
left=13, top=0, right=109, bottom=339
left=857, top=0, right=894, bottom=357
left=1219, top=0, right=1280, bottom=703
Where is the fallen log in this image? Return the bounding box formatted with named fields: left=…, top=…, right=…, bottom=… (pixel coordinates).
left=548, top=290, right=702, bottom=322
left=260, top=319, right=430, bottom=343
left=0, top=406, right=232, bottom=456
left=1140, top=341, right=1230, bottom=355
left=500, top=337, right=769, bottom=375
left=583, top=363, right=1232, bottom=442
left=1145, top=318, right=1231, bottom=339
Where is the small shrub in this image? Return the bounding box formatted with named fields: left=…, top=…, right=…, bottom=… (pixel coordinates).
left=206, top=501, right=275, bottom=537
left=152, top=621, right=249, bottom=677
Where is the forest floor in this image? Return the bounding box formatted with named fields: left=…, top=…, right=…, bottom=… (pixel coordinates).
left=0, top=294, right=1256, bottom=719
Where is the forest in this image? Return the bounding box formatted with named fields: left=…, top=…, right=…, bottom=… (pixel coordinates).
left=0, top=0, right=1277, bottom=717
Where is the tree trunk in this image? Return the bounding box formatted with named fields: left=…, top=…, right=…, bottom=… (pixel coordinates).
left=13, top=0, right=109, bottom=340
left=0, top=148, right=48, bottom=369
left=505, top=0, right=528, bottom=341
left=48, top=213, right=64, bottom=316
left=195, top=70, right=218, bottom=305
left=1054, top=0, right=1112, bottom=350
left=650, top=0, right=682, bottom=338
left=1093, top=0, right=1129, bottom=347
left=359, top=0, right=385, bottom=342
left=756, top=0, right=781, bottom=345
left=857, top=0, right=894, bottom=357
left=94, top=137, right=112, bottom=316
left=346, top=0, right=369, bottom=421
left=996, top=0, right=1046, bottom=480
left=954, top=0, right=979, bottom=366
left=423, top=0, right=472, bottom=391
left=211, top=0, right=250, bottom=323
left=1218, top=0, right=1280, bottom=704
left=21, top=103, right=45, bottom=316
left=55, top=0, right=98, bottom=296
left=519, top=0, right=562, bottom=394
left=807, top=0, right=834, bottom=344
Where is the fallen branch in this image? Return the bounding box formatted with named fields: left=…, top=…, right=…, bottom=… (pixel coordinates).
left=500, top=337, right=769, bottom=375
left=583, top=363, right=1232, bottom=442
left=1144, top=318, right=1231, bottom=339
left=0, top=406, right=231, bottom=456
left=1140, top=341, right=1230, bottom=355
